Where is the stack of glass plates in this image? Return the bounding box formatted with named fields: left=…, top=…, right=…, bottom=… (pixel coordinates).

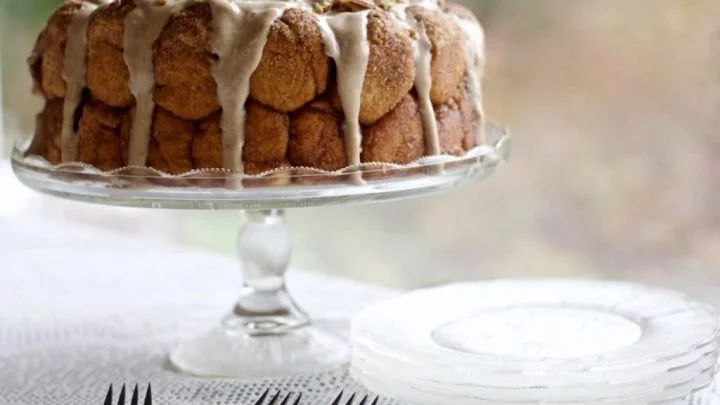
left=350, top=280, right=720, bottom=405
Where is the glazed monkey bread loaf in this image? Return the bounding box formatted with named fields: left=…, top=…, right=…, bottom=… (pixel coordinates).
left=27, top=0, right=486, bottom=175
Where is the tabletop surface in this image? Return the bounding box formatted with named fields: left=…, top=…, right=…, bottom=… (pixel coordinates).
left=0, top=208, right=398, bottom=404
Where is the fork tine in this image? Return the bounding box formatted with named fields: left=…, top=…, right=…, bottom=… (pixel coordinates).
left=254, top=389, right=270, bottom=405
left=117, top=384, right=126, bottom=405
left=144, top=384, right=152, bottom=405
left=104, top=385, right=113, bottom=405
left=143, top=384, right=152, bottom=405
left=268, top=391, right=282, bottom=405
left=130, top=385, right=139, bottom=405
left=103, top=383, right=153, bottom=405
left=255, top=388, right=270, bottom=405
left=293, top=393, right=302, bottom=405
left=279, top=392, right=293, bottom=405
left=330, top=392, right=378, bottom=405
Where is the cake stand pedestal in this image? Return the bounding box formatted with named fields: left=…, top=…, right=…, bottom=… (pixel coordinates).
left=11, top=123, right=510, bottom=378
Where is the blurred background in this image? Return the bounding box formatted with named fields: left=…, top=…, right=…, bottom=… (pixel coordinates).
left=1, top=0, right=718, bottom=291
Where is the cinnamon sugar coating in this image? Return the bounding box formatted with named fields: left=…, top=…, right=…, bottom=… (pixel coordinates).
left=151, top=107, right=196, bottom=174
left=193, top=112, right=223, bottom=170
left=28, top=1, right=82, bottom=100
left=154, top=3, right=219, bottom=120
left=325, top=0, right=447, bottom=13
left=77, top=100, right=127, bottom=170
left=408, top=5, right=467, bottom=106
left=437, top=84, right=475, bottom=155
left=325, top=11, right=417, bottom=126
left=194, top=101, right=291, bottom=172
left=250, top=8, right=330, bottom=113
left=29, top=0, right=484, bottom=175
left=34, top=83, right=478, bottom=173
left=243, top=101, right=290, bottom=163
left=289, top=98, right=349, bottom=171
left=31, top=99, right=64, bottom=165
left=86, top=0, right=134, bottom=107
left=360, top=11, right=415, bottom=125
left=244, top=161, right=292, bottom=176
left=361, top=94, right=426, bottom=164
left=120, top=111, right=174, bottom=174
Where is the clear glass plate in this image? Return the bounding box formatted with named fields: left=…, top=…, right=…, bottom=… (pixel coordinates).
left=350, top=279, right=720, bottom=403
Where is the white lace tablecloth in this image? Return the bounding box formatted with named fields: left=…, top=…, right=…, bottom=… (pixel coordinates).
left=1, top=164, right=719, bottom=405
left=0, top=213, right=399, bottom=405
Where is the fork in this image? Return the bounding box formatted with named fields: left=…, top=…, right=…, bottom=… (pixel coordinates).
left=254, top=389, right=302, bottom=405
left=331, top=392, right=379, bottom=405
left=104, top=384, right=152, bottom=405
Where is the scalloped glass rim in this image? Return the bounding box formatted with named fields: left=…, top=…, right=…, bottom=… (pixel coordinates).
left=13, top=123, right=509, bottom=179
left=10, top=123, right=510, bottom=209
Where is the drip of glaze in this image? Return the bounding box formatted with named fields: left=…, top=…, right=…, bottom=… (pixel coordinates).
left=123, top=0, right=187, bottom=167
left=323, top=11, right=371, bottom=167
left=209, top=1, right=287, bottom=173
left=60, top=1, right=102, bottom=162
left=403, top=10, right=440, bottom=155
left=450, top=14, right=487, bottom=146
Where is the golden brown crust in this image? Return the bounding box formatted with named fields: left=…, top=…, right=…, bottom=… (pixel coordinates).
left=436, top=85, right=475, bottom=155
left=326, top=0, right=382, bottom=13
left=361, top=94, right=426, bottom=164
left=41, top=88, right=477, bottom=173
left=250, top=8, right=330, bottom=113
left=151, top=107, right=195, bottom=174
left=244, top=101, right=290, bottom=163
left=32, top=0, right=481, bottom=174
left=36, top=99, right=65, bottom=165
left=323, top=0, right=446, bottom=13
left=244, top=161, right=291, bottom=176
left=360, top=11, right=415, bottom=125
left=30, top=1, right=82, bottom=100
left=147, top=139, right=171, bottom=174
left=194, top=112, right=224, bottom=170
left=87, top=0, right=134, bottom=107
left=154, top=3, right=219, bottom=120
left=194, top=102, right=291, bottom=172
left=76, top=100, right=127, bottom=171
left=119, top=107, right=170, bottom=172
left=28, top=32, right=47, bottom=97
left=289, top=98, right=348, bottom=171
left=409, top=5, right=467, bottom=106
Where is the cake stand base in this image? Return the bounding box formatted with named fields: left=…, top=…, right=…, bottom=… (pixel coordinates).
left=168, top=209, right=351, bottom=378
left=170, top=325, right=349, bottom=378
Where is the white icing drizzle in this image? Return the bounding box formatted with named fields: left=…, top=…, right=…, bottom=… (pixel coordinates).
left=323, top=11, right=371, bottom=167
left=450, top=14, right=487, bottom=145
left=313, top=12, right=340, bottom=63
left=123, top=1, right=184, bottom=167
left=60, top=1, right=104, bottom=162
left=404, top=11, right=440, bottom=155
left=209, top=0, right=287, bottom=172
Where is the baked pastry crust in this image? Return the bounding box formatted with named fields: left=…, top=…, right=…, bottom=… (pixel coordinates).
left=27, top=0, right=486, bottom=175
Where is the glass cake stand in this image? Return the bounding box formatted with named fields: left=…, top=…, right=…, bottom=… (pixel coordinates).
left=10, top=123, right=510, bottom=378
